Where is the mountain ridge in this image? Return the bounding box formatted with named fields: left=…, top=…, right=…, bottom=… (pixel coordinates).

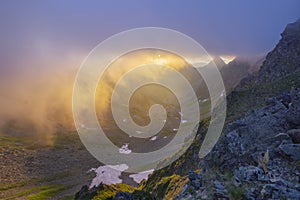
left=237, top=19, right=300, bottom=90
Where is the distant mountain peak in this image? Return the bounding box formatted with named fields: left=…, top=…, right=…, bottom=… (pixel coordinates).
left=212, top=56, right=226, bottom=69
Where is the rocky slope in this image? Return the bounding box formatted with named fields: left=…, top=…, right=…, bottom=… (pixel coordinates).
left=81, top=86, right=300, bottom=200
left=176, top=87, right=300, bottom=199
left=237, top=19, right=300, bottom=90
left=220, top=59, right=251, bottom=93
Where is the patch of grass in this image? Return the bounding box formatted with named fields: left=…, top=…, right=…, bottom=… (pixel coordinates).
left=224, top=171, right=234, bottom=180
left=228, top=185, right=245, bottom=200
left=0, top=133, right=51, bottom=150
left=11, top=187, right=41, bottom=198
left=92, top=184, right=135, bottom=200
left=0, top=171, right=72, bottom=200
left=58, top=195, right=74, bottom=200
left=0, top=171, right=71, bottom=192
left=0, top=181, right=28, bottom=191
left=3, top=184, right=69, bottom=200
left=27, top=185, right=68, bottom=200
left=227, top=70, right=300, bottom=122
left=131, top=190, right=153, bottom=200
left=146, top=174, right=188, bottom=200
left=0, top=134, right=26, bottom=148
left=52, top=131, right=81, bottom=149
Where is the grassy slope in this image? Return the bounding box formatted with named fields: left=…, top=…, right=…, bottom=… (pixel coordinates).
left=0, top=131, right=96, bottom=200
left=227, top=69, right=300, bottom=123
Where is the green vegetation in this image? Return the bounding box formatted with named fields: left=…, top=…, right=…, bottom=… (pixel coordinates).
left=0, top=132, right=52, bottom=150
left=224, top=171, right=234, bottom=180
left=228, top=185, right=246, bottom=200
left=2, top=184, right=69, bottom=200
left=141, top=174, right=187, bottom=200
left=92, top=184, right=135, bottom=200
left=138, top=118, right=210, bottom=199
left=0, top=171, right=71, bottom=191
left=91, top=174, right=188, bottom=200
left=131, top=190, right=154, bottom=200
left=27, top=185, right=69, bottom=200
left=0, top=172, right=73, bottom=199
left=0, top=133, right=30, bottom=148
left=0, top=181, right=28, bottom=191
left=58, top=195, right=74, bottom=200
left=227, top=70, right=300, bottom=122
left=153, top=176, right=172, bottom=198
left=52, top=131, right=82, bottom=149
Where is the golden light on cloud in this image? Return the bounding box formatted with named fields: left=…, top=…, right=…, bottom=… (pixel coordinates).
left=152, top=57, right=168, bottom=66
left=220, top=55, right=236, bottom=64
left=95, top=49, right=190, bottom=116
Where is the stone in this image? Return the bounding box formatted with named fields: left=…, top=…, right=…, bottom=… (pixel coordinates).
left=279, top=143, right=300, bottom=160
left=233, top=176, right=241, bottom=187
left=75, top=185, right=98, bottom=200
left=286, top=88, right=300, bottom=126
left=188, top=171, right=203, bottom=189
left=261, top=183, right=300, bottom=199
left=115, top=192, right=133, bottom=200
left=245, top=187, right=260, bottom=200
left=188, top=171, right=200, bottom=181
left=287, top=129, right=300, bottom=143
left=214, top=181, right=228, bottom=199
left=234, top=166, right=265, bottom=182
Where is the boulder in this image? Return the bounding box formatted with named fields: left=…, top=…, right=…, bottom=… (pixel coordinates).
left=287, top=129, right=300, bottom=143
left=115, top=192, right=133, bottom=200
left=188, top=171, right=203, bottom=189
left=279, top=143, right=300, bottom=160
left=286, top=87, right=300, bottom=126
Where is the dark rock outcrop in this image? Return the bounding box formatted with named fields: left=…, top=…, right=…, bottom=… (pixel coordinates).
left=286, top=87, right=300, bottom=126
left=237, top=19, right=300, bottom=90
left=177, top=87, right=300, bottom=199
left=75, top=185, right=98, bottom=200
left=221, top=59, right=251, bottom=93
left=188, top=171, right=203, bottom=189
left=287, top=129, right=300, bottom=143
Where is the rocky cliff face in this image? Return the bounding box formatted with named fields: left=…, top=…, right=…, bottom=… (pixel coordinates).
left=220, top=59, right=251, bottom=93
left=194, top=87, right=300, bottom=199
left=238, top=19, right=300, bottom=90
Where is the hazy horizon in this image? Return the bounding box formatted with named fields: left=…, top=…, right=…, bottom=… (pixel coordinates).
left=0, top=1, right=299, bottom=142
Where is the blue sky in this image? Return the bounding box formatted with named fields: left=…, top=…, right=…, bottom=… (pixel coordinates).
left=0, top=0, right=299, bottom=72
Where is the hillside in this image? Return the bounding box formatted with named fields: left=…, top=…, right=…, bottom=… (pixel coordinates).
left=75, top=19, right=300, bottom=200
left=237, top=19, right=300, bottom=90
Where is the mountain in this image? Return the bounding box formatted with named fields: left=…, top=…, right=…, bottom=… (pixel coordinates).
left=247, top=54, right=266, bottom=74
left=195, top=56, right=253, bottom=97
left=237, top=19, right=300, bottom=90
left=75, top=19, right=300, bottom=200
left=212, top=56, right=226, bottom=69
left=220, top=58, right=251, bottom=93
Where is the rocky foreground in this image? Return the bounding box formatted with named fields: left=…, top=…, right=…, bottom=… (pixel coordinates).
left=75, top=86, right=300, bottom=200
left=178, top=87, right=300, bottom=199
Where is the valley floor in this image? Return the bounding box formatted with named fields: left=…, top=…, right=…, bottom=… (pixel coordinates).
left=0, top=132, right=99, bottom=199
